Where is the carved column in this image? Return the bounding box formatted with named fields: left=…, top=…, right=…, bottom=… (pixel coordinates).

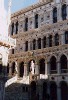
left=52, top=35, right=55, bottom=46
left=24, top=63, right=28, bottom=76
left=45, top=60, right=48, bottom=75
left=16, top=62, right=20, bottom=78
left=9, top=63, right=12, bottom=77
left=57, top=61, right=60, bottom=74
left=35, top=62, right=39, bottom=75
left=47, top=61, right=50, bottom=75
left=57, top=84, right=61, bottom=100
left=41, top=38, right=43, bottom=49
left=28, top=40, right=31, bottom=51
left=46, top=35, right=49, bottom=47
left=36, top=39, right=38, bottom=49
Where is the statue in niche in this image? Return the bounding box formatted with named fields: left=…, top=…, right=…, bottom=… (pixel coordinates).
left=30, top=60, right=35, bottom=74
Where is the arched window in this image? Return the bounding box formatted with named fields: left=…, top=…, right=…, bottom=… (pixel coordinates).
left=33, top=39, right=36, bottom=50
left=65, top=31, right=68, bottom=44
left=19, top=62, right=24, bottom=77
left=43, top=36, right=46, bottom=48
left=43, top=82, right=48, bottom=100
left=39, top=59, right=45, bottom=74
left=50, top=56, right=57, bottom=74
left=60, top=81, right=68, bottom=100
left=30, top=81, right=36, bottom=100
left=38, top=38, right=41, bottom=49
left=25, top=41, right=28, bottom=51
left=11, top=23, right=14, bottom=35
left=50, top=82, right=57, bottom=100
left=35, top=14, right=38, bottom=28
left=53, top=7, right=57, bottom=23
left=60, top=55, right=67, bottom=73
left=12, top=49, right=14, bottom=54
left=12, top=62, right=15, bottom=75
left=15, top=21, right=18, bottom=34
left=49, top=35, right=52, bottom=47
left=7, top=63, right=9, bottom=74
left=55, top=33, right=59, bottom=46
left=25, top=18, right=28, bottom=31
left=62, top=4, right=67, bottom=20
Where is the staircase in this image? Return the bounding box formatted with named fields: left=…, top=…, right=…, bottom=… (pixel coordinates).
left=5, top=76, right=29, bottom=100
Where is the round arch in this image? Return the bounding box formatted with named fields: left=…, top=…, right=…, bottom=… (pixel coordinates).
left=19, top=61, right=24, bottom=77
left=60, top=54, right=67, bottom=73
left=50, top=81, right=57, bottom=100
left=39, top=58, right=45, bottom=74
left=11, top=62, right=15, bottom=75
left=50, top=56, right=57, bottom=74
left=60, top=81, right=68, bottom=100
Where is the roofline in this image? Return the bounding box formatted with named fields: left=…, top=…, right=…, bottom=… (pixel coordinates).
left=11, top=1, right=52, bottom=18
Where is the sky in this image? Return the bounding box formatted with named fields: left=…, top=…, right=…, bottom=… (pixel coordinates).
left=5, top=0, right=38, bottom=13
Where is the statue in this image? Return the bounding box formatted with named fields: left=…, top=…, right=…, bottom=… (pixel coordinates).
left=30, top=60, right=35, bottom=74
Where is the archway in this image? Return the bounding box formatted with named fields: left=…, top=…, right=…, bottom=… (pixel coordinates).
left=50, top=82, right=57, bottom=100
left=7, top=63, right=9, bottom=75
left=19, top=62, right=24, bottom=77
left=60, top=55, right=67, bottom=73
left=30, top=81, right=36, bottom=100
left=60, top=81, right=68, bottom=100
left=39, top=58, right=45, bottom=74
left=43, top=82, right=48, bottom=100
left=12, top=62, right=15, bottom=75
left=50, top=56, right=57, bottom=74
left=0, top=64, right=2, bottom=74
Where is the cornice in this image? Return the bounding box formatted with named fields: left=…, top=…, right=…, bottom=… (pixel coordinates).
left=11, top=1, right=52, bottom=18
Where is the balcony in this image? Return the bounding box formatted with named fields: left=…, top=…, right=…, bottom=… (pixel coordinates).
left=0, top=35, right=16, bottom=48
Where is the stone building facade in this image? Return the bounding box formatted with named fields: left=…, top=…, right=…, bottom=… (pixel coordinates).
left=6, top=0, right=68, bottom=100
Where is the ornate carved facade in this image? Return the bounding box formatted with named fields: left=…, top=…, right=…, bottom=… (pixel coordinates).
left=5, top=0, right=68, bottom=100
